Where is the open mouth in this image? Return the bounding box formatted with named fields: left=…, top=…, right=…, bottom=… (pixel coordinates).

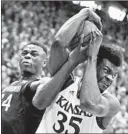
left=99, top=80, right=111, bottom=90
left=102, top=82, right=112, bottom=89
left=103, top=83, right=109, bottom=89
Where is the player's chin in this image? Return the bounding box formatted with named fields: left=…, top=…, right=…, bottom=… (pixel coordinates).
left=22, top=67, right=33, bottom=73
left=98, top=83, right=108, bottom=93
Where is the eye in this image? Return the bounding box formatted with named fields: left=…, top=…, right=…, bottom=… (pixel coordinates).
left=31, top=52, right=39, bottom=57
left=112, top=73, right=117, bottom=78
left=103, top=68, right=109, bottom=74
left=21, top=51, right=28, bottom=55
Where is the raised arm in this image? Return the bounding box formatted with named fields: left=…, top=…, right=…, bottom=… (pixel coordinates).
left=79, top=30, right=108, bottom=117
left=79, top=31, right=120, bottom=120
left=32, top=36, right=88, bottom=110
left=48, top=8, right=102, bottom=76
left=55, top=8, right=102, bottom=48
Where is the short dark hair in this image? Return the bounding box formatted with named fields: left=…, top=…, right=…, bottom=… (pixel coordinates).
left=97, top=43, right=123, bottom=67
left=22, top=41, right=47, bottom=54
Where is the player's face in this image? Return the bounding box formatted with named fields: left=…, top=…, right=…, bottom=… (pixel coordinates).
left=97, top=58, right=119, bottom=93
left=19, top=44, right=46, bottom=76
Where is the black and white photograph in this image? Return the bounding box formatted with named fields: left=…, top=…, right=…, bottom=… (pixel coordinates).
left=1, top=1, right=128, bottom=134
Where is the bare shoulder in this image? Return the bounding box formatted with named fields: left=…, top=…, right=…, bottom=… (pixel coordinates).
left=30, top=77, right=51, bottom=91
left=39, top=77, right=51, bottom=83
left=10, top=80, right=23, bottom=86
left=32, top=77, right=51, bottom=86
left=102, top=92, right=120, bottom=116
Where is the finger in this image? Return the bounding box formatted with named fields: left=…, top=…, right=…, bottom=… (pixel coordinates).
left=80, top=34, right=85, bottom=45
left=83, top=33, right=91, bottom=42
left=98, top=19, right=102, bottom=31
left=90, top=30, right=96, bottom=44
left=69, top=35, right=80, bottom=50
left=89, top=11, right=102, bottom=31
left=95, top=17, right=102, bottom=31
left=99, top=30, right=103, bottom=37
left=95, top=30, right=101, bottom=36
left=95, top=30, right=103, bottom=38
left=80, top=45, right=88, bottom=54
left=95, top=16, right=102, bottom=31
left=90, top=31, right=93, bottom=43
left=92, top=30, right=96, bottom=41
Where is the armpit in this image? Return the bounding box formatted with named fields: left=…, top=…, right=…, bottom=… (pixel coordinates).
left=96, top=117, right=106, bottom=130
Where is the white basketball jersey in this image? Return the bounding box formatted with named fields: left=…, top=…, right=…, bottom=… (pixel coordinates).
left=36, top=77, right=103, bottom=133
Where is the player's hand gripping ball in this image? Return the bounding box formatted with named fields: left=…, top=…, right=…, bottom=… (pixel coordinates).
left=69, top=20, right=100, bottom=51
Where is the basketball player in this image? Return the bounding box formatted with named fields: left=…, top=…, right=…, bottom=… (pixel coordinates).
left=36, top=20, right=123, bottom=134
left=2, top=42, right=49, bottom=134
left=2, top=8, right=102, bottom=134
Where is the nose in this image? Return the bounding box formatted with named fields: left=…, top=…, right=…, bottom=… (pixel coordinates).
left=106, top=74, right=114, bottom=82
left=24, top=53, right=31, bottom=59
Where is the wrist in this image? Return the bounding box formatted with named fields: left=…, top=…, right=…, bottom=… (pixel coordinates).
left=68, top=58, right=78, bottom=68
left=88, top=55, right=97, bottom=62
left=79, top=8, right=89, bottom=17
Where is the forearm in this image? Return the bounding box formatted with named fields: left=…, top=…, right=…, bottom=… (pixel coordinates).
left=48, top=40, right=70, bottom=76
left=48, top=8, right=101, bottom=76
left=55, top=9, right=89, bottom=48
left=33, top=60, right=77, bottom=110
left=80, top=59, right=101, bottom=106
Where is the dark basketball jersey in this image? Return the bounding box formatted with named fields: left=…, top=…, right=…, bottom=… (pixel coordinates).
left=2, top=80, right=45, bottom=134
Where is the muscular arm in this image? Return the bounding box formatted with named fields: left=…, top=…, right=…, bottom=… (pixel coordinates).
left=32, top=38, right=89, bottom=110
left=24, top=34, right=87, bottom=111
left=55, top=8, right=102, bottom=48
left=80, top=58, right=120, bottom=117
left=80, top=58, right=109, bottom=117
left=48, top=9, right=89, bottom=76
left=48, top=8, right=102, bottom=76
left=32, top=56, right=78, bottom=110
left=30, top=9, right=102, bottom=110
left=48, top=40, right=70, bottom=76
left=79, top=30, right=110, bottom=117
left=96, top=93, right=120, bottom=129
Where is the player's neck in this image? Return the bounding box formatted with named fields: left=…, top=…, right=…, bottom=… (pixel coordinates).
left=21, top=71, right=40, bottom=80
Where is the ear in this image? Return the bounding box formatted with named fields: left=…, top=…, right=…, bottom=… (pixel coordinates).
left=42, top=59, right=47, bottom=69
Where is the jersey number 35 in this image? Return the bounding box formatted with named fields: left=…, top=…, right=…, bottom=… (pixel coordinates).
left=53, top=111, right=82, bottom=134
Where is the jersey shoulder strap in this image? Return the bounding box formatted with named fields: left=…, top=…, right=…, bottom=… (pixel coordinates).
left=21, top=79, right=39, bottom=102
left=20, top=79, right=45, bottom=114
left=61, top=74, right=74, bottom=92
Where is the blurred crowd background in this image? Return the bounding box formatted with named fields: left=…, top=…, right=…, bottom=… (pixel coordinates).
left=1, top=1, right=128, bottom=133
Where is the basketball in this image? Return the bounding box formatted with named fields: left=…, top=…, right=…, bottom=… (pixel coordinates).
left=69, top=20, right=99, bottom=50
